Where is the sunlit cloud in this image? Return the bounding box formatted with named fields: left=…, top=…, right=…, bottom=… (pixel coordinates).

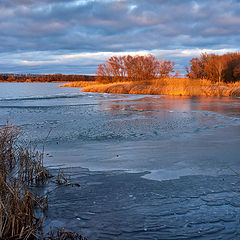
left=21, top=60, right=60, bottom=66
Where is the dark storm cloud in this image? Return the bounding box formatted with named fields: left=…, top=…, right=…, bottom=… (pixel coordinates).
left=0, top=0, right=239, bottom=73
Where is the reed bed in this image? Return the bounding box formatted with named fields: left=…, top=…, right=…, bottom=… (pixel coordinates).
left=59, top=81, right=96, bottom=88
left=0, top=122, right=86, bottom=239
left=0, top=122, right=51, bottom=239
left=79, top=78, right=240, bottom=97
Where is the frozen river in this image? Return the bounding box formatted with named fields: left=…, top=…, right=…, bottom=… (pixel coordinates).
left=1, top=82, right=240, bottom=239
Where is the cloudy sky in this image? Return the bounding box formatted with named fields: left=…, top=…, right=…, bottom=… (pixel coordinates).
left=0, top=0, right=240, bottom=74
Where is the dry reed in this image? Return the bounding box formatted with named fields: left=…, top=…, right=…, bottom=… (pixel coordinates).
left=43, top=228, right=87, bottom=240
left=59, top=81, right=96, bottom=88
left=0, top=121, right=51, bottom=239
left=68, top=78, right=240, bottom=97
left=0, top=122, right=87, bottom=239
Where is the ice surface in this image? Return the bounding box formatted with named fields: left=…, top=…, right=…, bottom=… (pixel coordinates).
left=2, top=83, right=240, bottom=239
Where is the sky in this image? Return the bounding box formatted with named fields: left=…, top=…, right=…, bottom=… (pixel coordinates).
left=0, top=0, right=240, bottom=75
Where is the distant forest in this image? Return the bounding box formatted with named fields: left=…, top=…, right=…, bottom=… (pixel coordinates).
left=0, top=74, right=96, bottom=82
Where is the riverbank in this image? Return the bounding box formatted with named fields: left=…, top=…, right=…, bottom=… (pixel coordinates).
left=60, top=78, right=240, bottom=97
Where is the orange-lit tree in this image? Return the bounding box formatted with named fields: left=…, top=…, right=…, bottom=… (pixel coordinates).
left=95, top=54, right=176, bottom=83
left=186, top=52, right=240, bottom=83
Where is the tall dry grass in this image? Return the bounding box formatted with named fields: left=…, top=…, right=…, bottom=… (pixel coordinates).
left=0, top=122, right=51, bottom=239
left=0, top=122, right=87, bottom=239
left=59, top=81, right=96, bottom=88
left=79, top=78, right=240, bottom=97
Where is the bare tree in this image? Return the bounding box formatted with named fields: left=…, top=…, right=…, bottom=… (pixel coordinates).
left=96, top=54, right=176, bottom=83
left=186, top=52, right=240, bottom=83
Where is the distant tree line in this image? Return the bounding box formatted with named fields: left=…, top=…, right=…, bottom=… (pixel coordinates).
left=95, top=55, right=178, bottom=83
left=0, top=73, right=96, bottom=82
left=1, top=52, right=240, bottom=83
left=186, top=52, right=240, bottom=83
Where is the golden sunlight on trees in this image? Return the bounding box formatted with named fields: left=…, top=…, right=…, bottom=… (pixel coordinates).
left=186, top=52, right=240, bottom=83
left=95, top=55, right=176, bottom=83
left=62, top=51, right=240, bottom=97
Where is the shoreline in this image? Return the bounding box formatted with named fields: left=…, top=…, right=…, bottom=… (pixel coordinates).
left=4, top=79, right=240, bottom=98
left=60, top=79, right=240, bottom=97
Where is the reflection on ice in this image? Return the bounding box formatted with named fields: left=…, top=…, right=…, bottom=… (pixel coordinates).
left=97, top=95, right=240, bottom=118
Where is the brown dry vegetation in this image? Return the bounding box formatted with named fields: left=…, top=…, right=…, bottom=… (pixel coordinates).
left=79, top=78, right=240, bottom=97
left=0, top=122, right=86, bottom=239
left=59, top=81, right=96, bottom=88
left=0, top=122, right=50, bottom=239
left=43, top=229, right=87, bottom=240
left=60, top=53, right=240, bottom=97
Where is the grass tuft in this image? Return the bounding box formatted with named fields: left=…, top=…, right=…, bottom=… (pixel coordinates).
left=43, top=228, right=87, bottom=240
